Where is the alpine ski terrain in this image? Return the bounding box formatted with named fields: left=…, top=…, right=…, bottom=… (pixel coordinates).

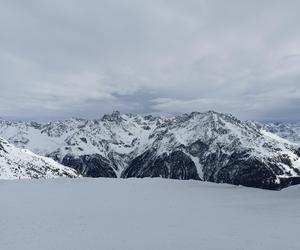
left=0, top=111, right=300, bottom=189
left=1, top=178, right=299, bottom=250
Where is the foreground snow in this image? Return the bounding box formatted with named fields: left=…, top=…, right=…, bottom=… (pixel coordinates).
left=0, top=178, right=299, bottom=250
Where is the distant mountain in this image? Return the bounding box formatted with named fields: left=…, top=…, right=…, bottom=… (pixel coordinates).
left=256, top=122, right=300, bottom=144
left=0, top=111, right=300, bottom=189
left=0, top=137, right=78, bottom=179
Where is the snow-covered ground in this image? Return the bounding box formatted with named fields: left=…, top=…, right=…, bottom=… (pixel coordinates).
left=0, top=178, right=299, bottom=250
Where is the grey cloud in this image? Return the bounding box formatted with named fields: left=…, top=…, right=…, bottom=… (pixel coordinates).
left=0, top=0, right=300, bottom=121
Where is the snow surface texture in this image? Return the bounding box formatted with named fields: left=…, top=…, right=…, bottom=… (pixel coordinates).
left=0, top=137, right=78, bottom=179
left=0, top=178, right=299, bottom=250
left=1, top=111, right=300, bottom=189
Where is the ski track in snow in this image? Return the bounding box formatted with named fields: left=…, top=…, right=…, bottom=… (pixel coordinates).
left=0, top=178, right=299, bottom=250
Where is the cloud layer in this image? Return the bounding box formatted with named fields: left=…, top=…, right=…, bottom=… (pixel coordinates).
left=1, top=0, right=300, bottom=121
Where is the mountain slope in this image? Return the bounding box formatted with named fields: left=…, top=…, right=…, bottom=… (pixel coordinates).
left=0, top=111, right=300, bottom=189
left=0, top=111, right=165, bottom=178
left=122, top=112, right=300, bottom=189
left=0, top=137, right=78, bottom=179
left=256, top=121, right=300, bottom=144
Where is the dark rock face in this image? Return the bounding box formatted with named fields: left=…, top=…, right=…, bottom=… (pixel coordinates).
left=279, top=177, right=300, bottom=189
left=211, top=153, right=300, bottom=190
left=214, top=156, right=280, bottom=190
left=122, top=150, right=200, bottom=180
left=184, top=142, right=298, bottom=190
left=62, top=154, right=117, bottom=178
left=294, top=148, right=300, bottom=157
left=0, top=141, right=8, bottom=153
left=186, top=140, right=209, bottom=157
left=123, top=141, right=299, bottom=190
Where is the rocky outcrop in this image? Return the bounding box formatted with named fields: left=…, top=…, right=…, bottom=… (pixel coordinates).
left=122, top=150, right=200, bottom=180
left=62, top=154, right=117, bottom=178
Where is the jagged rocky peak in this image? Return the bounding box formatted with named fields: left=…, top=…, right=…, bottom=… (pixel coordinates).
left=101, top=110, right=124, bottom=122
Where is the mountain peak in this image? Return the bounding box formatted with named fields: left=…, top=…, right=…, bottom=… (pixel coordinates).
left=101, top=110, right=123, bottom=122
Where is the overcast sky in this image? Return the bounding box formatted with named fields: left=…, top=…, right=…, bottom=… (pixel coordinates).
left=1, top=0, right=300, bottom=121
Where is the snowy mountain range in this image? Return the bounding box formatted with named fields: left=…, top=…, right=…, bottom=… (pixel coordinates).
left=0, top=111, right=300, bottom=189
left=0, top=137, right=78, bottom=179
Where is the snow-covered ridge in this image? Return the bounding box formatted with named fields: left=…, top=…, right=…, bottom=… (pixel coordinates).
left=0, top=137, right=79, bottom=179
left=0, top=111, right=169, bottom=176
left=256, top=121, right=300, bottom=144
left=0, top=111, right=300, bottom=189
